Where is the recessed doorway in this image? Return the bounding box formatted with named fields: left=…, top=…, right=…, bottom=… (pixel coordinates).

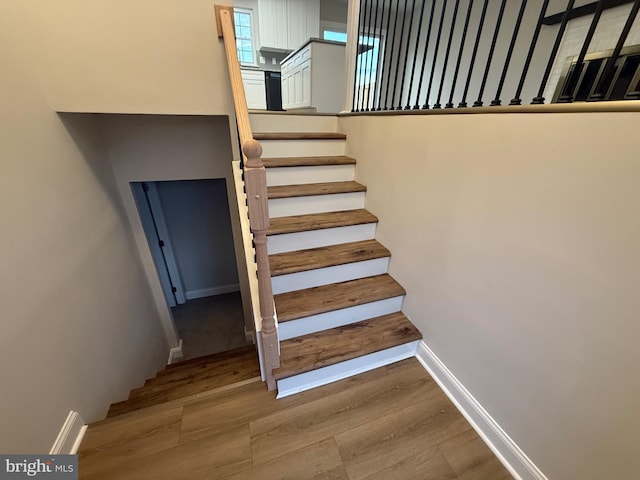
left=132, top=178, right=251, bottom=360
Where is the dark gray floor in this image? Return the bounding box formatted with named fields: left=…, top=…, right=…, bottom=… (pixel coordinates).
left=171, top=291, right=251, bottom=360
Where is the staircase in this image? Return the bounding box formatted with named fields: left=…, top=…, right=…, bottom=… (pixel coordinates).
left=249, top=113, right=422, bottom=397
left=105, top=345, right=260, bottom=417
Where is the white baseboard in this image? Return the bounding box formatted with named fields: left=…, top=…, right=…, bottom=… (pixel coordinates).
left=185, top=284, right=240, bottom=300
left=50, top=410, right=87, bottom=454
left=415, top=341, right=548, bottom=480
left=167, top=339, right=184, bottom=365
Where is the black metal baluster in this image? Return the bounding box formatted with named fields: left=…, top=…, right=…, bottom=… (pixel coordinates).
left=446, top=0, right=474, bottom=109
left=459, top=0, right=488, bottom=107
left=398, top=0, right=418, bottom=109
left=474, top=0, right=507, bottom=107
left=590, top=0, right=640, bottom=101
left=435, top=0, right=461, bottom=108
left=355, top=0, right=370, bottom=111
left=510, top=0, right=549, bottom=105
left=390, top=0, right=410, bottom=110
left=365, top=0, right=381, bottom=111
left=382, top=0, right=401, bottom=110
left=491, top=0, right=528, bottom=106
left=405, top=0, right=427, bottom=109
left=557, top=0, right=605, bottom=102
left=424, top=0, right=449, bottom=108
left=375, top=0, right=389, bottom=110
left=353, top=0, right=367, bottom=112
left=532, top=0, right=575, bottom=104
left=414, top=0, right=438, bottom=109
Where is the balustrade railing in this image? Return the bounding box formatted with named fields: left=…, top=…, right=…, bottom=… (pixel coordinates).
left=351, top=0, right=640, bottom=112
left=216, top=6, right=279, bottom=390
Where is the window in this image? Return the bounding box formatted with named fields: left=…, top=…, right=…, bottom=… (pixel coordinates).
left=553, top=44, right=640, bottom=102
left=323, top=30, right=347, bottom=43
left=234, top=9, right=254, bottom=65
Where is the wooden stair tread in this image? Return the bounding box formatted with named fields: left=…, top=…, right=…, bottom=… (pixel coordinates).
left=274, top=274, right=406, bottom=322
left=107, top=346, right=259, bottom=418
left=262, top=156, right=356, bottom=168
left=162, top=345, right=256, bottom=372
left=273, top=312, right=422, bottom=380
left=268, top=181, right=366, bottom=199
left=270, top=240, right=390, bottom=276
left=254, top=132, right=346, bottom=140
left=268, top=209, right=377, bottom=236
left=149, top=346, right=257, bottom=386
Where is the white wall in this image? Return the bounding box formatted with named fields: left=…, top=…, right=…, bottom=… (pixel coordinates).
left=100, top=115, right=254, bottom=343
left=321, top=0, right=348, bottom=26
left=22, top=0, right=235, bottom=115
left=156, top=179, right=240, bottom=298
left=339, top=111, right=640, bottom=480
left=0, top=1, right=168, bottom=453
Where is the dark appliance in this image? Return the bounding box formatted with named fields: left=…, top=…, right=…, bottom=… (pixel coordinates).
left=265, top=71, right=283, bottom=111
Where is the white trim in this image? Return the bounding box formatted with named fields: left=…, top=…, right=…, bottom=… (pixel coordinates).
left=167, top=339, right=184, bottom=365
left=344, top=0, right=361, bottom=112
left=415, top=341, right=548, bottom=480
left=184, top=283, right=241, bottom=300
left=70, top=426, right=88, bottom=454
left=50, top=410, right=86, bottom=455
left=145, top=182, right=187, bottom=304
left=277, top=341, right=419, bottom=398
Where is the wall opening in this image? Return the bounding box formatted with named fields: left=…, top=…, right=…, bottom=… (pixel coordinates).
left=132, top=178, right=251, bottom=360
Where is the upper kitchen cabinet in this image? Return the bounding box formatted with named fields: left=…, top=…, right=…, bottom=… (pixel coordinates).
left=258, top=0, right=319, bottom=52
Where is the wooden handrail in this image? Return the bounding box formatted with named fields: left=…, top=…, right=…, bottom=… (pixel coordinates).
left=217, top=6, right=279, bottom=391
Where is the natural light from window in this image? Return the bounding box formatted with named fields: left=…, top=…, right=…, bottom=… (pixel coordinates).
left=323, top=30, right=347, bottom=43
left=234, top=9, right=254, bottom=65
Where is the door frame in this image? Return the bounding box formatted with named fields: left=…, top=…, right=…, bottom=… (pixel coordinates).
left=131, top=182, right=187, bottom=307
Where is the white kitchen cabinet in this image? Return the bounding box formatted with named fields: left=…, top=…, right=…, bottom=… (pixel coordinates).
left=258, top=0, right=319, bottom=52
left=281, top=40, right=345, bottom=113
left=287, top=0, right=319, bottom=50
left=258, top=0, right=288, bottom=51
left=240, top=69, right=267, bottom=110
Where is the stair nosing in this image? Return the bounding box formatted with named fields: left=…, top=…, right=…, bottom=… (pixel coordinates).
left=263, top=156, right=356, bottom=168
left=254, top=132, right=346, bottom=141
left=269, top=240, right=391, bottom=277
left=274, top=274, right=406, bottom=323
left=267, top=181, right=367, bottom=199
left=267, top=209, right=378, bottom=236
left=273, top=312, right=422, bottom=380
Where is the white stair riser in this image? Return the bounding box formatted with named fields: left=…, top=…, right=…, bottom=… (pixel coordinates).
left=268, top=192, right=365, bottom=218
left=278, top=296, right=404, bottom=340
left=249, top=114, right=338, bottom=133
left=266, top=165, right=355, bottom=186
left=267, top=223, right=377, bottom=254
left=272, top=258, right=390, bottom=294
left=260, top=139, right=345, bottom=158
left=276, top=341, right=420, bottom=398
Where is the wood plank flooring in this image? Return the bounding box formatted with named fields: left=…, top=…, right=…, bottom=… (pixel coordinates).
left=268, top=209, right=378, bottom=236
left=79, top=358, right=512, bottom=479
left=106, top=345, right=260, bottom=418
left=269, top=240, right=390, bottom=276
left=274, top=274, right=406, bottom=322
